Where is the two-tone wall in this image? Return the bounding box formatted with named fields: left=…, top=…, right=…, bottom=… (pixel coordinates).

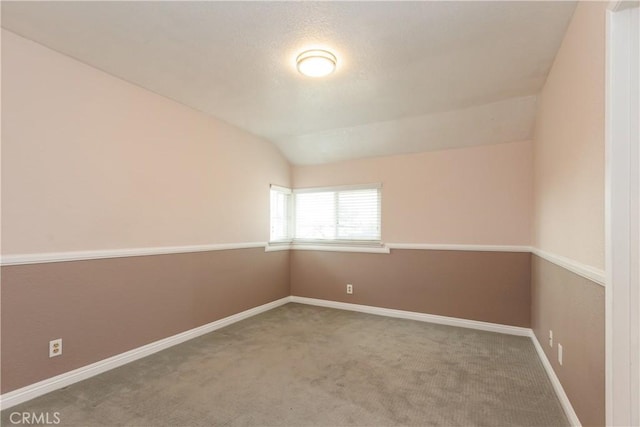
left=2, top=3, right=608, bottom=424
left=290, top=5, right=609, bottom=425
left=1, top=30, right=291, bottom=393
left=291, top=141, right=534, bottom=328
left=531, top=2, right=608, bottom=426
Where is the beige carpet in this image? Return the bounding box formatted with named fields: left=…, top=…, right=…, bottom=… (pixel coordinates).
left=1, top=303, right=568, bottom=426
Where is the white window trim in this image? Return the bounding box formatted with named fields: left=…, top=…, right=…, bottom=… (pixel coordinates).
left=269, top=183, right=382, bottom=247
left=292, top=183, right=382, bottom=245
left=291, top=239, right=384, bottom=247
left=293, top=183, right=382, bottom=193
left=270, top=184, right=292, bottom=194
left=269, top=184, right=293, bottom=243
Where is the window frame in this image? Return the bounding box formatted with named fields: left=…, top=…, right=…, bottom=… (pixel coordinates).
left=269, top=183, right=382, bottom=246
left=269, top=184, right=293, bottom=243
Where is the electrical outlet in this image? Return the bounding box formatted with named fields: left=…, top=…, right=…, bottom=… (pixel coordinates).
left=346, top=284, right=353, bottom=294
left=49, top=338, right=62, bottom=358
left=549, top=330, right=553, bottom=347
left=558, top=343, right=563, bottom=366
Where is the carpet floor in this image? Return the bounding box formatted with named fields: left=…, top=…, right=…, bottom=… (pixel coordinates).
left=1, top=303, right=569, bottom=426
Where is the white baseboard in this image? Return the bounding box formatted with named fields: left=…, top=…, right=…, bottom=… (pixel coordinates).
left=290, top=296, right=531, bottom=336
left=1, top=295, right=582, bottom=427
left=292, top=296, right=581, bottom=425
left=0, top=296, right=291, bottom=410
left=529, top=330, right=582, bottom=426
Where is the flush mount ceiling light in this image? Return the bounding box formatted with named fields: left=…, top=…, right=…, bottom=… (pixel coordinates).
left=296, top=49, right=337, bottom=78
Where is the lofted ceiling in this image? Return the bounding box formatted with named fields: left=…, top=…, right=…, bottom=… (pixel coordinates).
left=1, top=1, right=576, bottom=165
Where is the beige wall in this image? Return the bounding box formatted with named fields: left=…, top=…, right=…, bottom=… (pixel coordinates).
left=531, top=255, right=605, bottom=427
left=1, top=30, right=290, bottom=255
left=1, top=249, right=290, bottom=393
left=292, top=250, right=531, bottom=328
left=293, top=141, right=532, bottom=245
left=532, top=1, right=607, bottom=269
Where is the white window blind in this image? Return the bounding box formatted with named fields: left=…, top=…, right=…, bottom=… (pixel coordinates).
left=270, top=186, right=291, bottom=241
left=295, top=191, right=336, bottom=239
left=294, top=185, right=381, bottom=242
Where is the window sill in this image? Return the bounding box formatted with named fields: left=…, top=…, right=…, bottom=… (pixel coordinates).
left=265, top=241, right=390, bottom=254
left=264, top=241, right=292, bottom=252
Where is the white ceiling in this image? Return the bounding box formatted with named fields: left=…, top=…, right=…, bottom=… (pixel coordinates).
left=1, top=1, right=576, bottom=165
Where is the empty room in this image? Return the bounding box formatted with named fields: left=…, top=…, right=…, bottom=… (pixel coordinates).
left=1, top=1, right=638, bottom=426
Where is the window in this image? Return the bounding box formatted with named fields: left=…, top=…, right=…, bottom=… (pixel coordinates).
left=270, top=183, right=381, bottom=244
left=269, top=185, right=292, bottom=242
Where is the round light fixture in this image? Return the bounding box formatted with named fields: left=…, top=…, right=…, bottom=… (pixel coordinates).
left=296, top=49, right=337, bottom=78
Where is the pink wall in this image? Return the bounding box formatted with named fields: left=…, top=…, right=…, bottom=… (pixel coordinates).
left=532, top=2, right=607, bottom=269
left=1, top=30, right=291, bottom=255
left=1, top=30, right=293, bottom=396
left=293, top=141, right=532, bottom=245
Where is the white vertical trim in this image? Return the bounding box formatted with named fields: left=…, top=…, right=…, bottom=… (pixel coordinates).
left=630, top=10, right=640, bottom=423
left=605, top=3, right=639, bottom=426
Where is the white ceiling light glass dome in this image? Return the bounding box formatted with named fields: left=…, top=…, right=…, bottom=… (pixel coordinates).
left=296, top=49, right=337, bottom=78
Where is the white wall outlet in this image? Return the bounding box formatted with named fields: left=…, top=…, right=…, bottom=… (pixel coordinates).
left=49, top=338, right=62, bottom=358
left=549, top=330, right=553, bottom=347
left=558, top=343, right=563, bottom=366
left=346, top=284, right=353, bottom=294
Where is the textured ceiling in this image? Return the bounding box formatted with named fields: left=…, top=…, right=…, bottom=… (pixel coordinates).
left=1, top=1, right=576, bottom=165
